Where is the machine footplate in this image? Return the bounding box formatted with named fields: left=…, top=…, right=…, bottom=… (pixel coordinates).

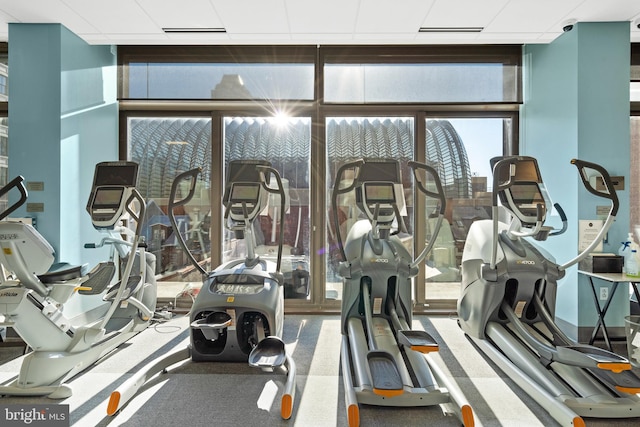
left=249, top=336, right=286, bottom=368
left=191, top=312, right=232, bottom=341
left=397, top=330, right=439, bottom=353
left=587, top=367, right=640, bottom=394
left=367, top=351, right=403, bottom=397
left=563, top=345, right=631, bottom=373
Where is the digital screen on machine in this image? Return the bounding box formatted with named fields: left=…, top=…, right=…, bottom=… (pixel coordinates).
left=226, top=160, right=269, bottom=183
left=212, top=273, right=265, bottom=295
left=495, top=158, right=542, bottom=186
left=94, top=163, right=138, bottom=187
left=510, top=183, right=544, bottom=213
left=230, top=183, right=260, bottom=203
left=364, top=183, right=395, bottom=203
left=358, top=160, right=400, bottom=183
left=93, top=188, right=124, bottom=207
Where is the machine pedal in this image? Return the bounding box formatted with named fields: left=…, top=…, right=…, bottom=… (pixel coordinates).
left=367, top=350, right=403, bottom=397
left=78, top=262, right=116, bottom=295
left=248, top=336, right=286, bottom=368
left=587, top=367, right=640, bottom=394
left=397, top=330, right=439, bottom=353
left=191, top=312, right=232, bottom=341
left=562, top=345, right=631, bottom=373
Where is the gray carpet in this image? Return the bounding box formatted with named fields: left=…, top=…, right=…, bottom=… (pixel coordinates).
left=0, top=315, right=639, bottom=427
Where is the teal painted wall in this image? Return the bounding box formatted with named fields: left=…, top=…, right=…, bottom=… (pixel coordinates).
left=521, top=22, right=630, bottom=338
left=8, top=23, right=118, bottom=267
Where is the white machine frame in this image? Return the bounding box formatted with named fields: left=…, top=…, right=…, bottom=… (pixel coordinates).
left=0, top=161, right=157, bottom=398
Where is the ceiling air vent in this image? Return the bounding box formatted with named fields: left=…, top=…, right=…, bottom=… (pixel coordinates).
left=419, top=27, right=483, bottom=33
left=162, top=28, right=226, bottom=33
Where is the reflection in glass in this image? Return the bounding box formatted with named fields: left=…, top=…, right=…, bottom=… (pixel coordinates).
left=223, top=117, right=311, bottom=300
left=326, top=117, right=415, bottom=300
left=0, top=117, right=7, bottom=211
left=128, top=117, right=212, bottom=279
left=424, top=118, right=506, bottom=301
left=325, top=63, right=517, bottom=103
left=128, top=63, right=314, bottom=100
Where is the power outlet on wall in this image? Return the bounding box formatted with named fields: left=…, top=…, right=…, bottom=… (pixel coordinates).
left=599, top=286, right=609, bottom=301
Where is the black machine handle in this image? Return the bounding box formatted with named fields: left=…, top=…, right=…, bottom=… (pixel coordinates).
left=548, top=203, right=568, bottom=237
left=169, top=168, right=207, bottom=276
left=169, top=168, right=202, bottom=209
left=331, top=159, right=365, bottom=262
left=571, top=158, right=619, bottom=217
left=408, top=161, right=446, bottom=217
left=256, top=164, right=286, bottom=274
left=0, top=175, right=29, bottom=222
left=408, top=161, right=448, bottom=268
left=491, top=157, right=520, bottom=208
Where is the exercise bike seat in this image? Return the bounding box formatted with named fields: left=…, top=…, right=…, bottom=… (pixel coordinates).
left=38, top=262, right=90, bottom=284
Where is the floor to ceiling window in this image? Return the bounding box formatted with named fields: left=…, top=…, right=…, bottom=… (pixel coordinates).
left=118, top=45, right=522, bottom=312
left=325, top=116, right=415, bottom=301
left=223, top=116, right=311, bottom=300
left=127, top=116, right=212, bottom=278
left=0, top=43, right=8, bottom=212
left=421, top=117, right=511, bottom=303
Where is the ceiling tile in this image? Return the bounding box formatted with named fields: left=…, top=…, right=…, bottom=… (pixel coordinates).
left=0, top=0, right=99, bottom=33
left=487, top=0, right=582, bottom=33
left=62, top=0, right=159, bottom=34
left=285, top=0, right=359, bottom=34
left=137, top=0, right=223, bottom=29
left=356, top=0, right=434, bottom=33
left=211, top=0, right=288, bottom=34
left=421, top=0, right=509, bottom=28
left=0, top=0, right=637, bottom=45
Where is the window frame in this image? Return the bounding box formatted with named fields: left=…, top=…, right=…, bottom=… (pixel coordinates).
left=118, top=44, right=522, bottom=313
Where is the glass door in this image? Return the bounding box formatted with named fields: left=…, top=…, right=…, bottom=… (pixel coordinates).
left=325, top=116, right=415, bottom=300
left=421, top=117, right=509, bottom=303
left=223, top=116, right=311, bottom=300
left=128, top=116, right=212, bottom=280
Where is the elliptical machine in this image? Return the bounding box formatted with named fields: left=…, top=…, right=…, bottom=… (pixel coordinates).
left=458, top=156, right=640, bottom=426
left=108, top=160, right=296, bottom=419
left=0, top=161, right=157, bottom=398
left=332, top=158, right=474, bottom=427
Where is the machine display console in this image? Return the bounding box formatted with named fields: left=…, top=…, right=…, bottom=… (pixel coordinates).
left=364, top=182, right=396, bottom=204
left=230, top=183, right=260, bottom=204
left=362, top=182, right=396, bottom=223
left=228, top=182, right=262, bottom=221
left=509, top=182, right=545, bottom=216
left=87, top=161, right=139, bottom=229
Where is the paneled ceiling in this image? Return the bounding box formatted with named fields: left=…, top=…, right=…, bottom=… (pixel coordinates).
left=0, top=0, right=639, bottom=45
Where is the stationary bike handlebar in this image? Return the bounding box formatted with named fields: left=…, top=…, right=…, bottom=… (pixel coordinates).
left=0, top=175, right=29, bottom=222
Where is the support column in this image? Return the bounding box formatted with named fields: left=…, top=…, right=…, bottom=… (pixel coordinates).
left=8, top=23, right=118, bottom=266
left=521, top=22, right=631, bottom=340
